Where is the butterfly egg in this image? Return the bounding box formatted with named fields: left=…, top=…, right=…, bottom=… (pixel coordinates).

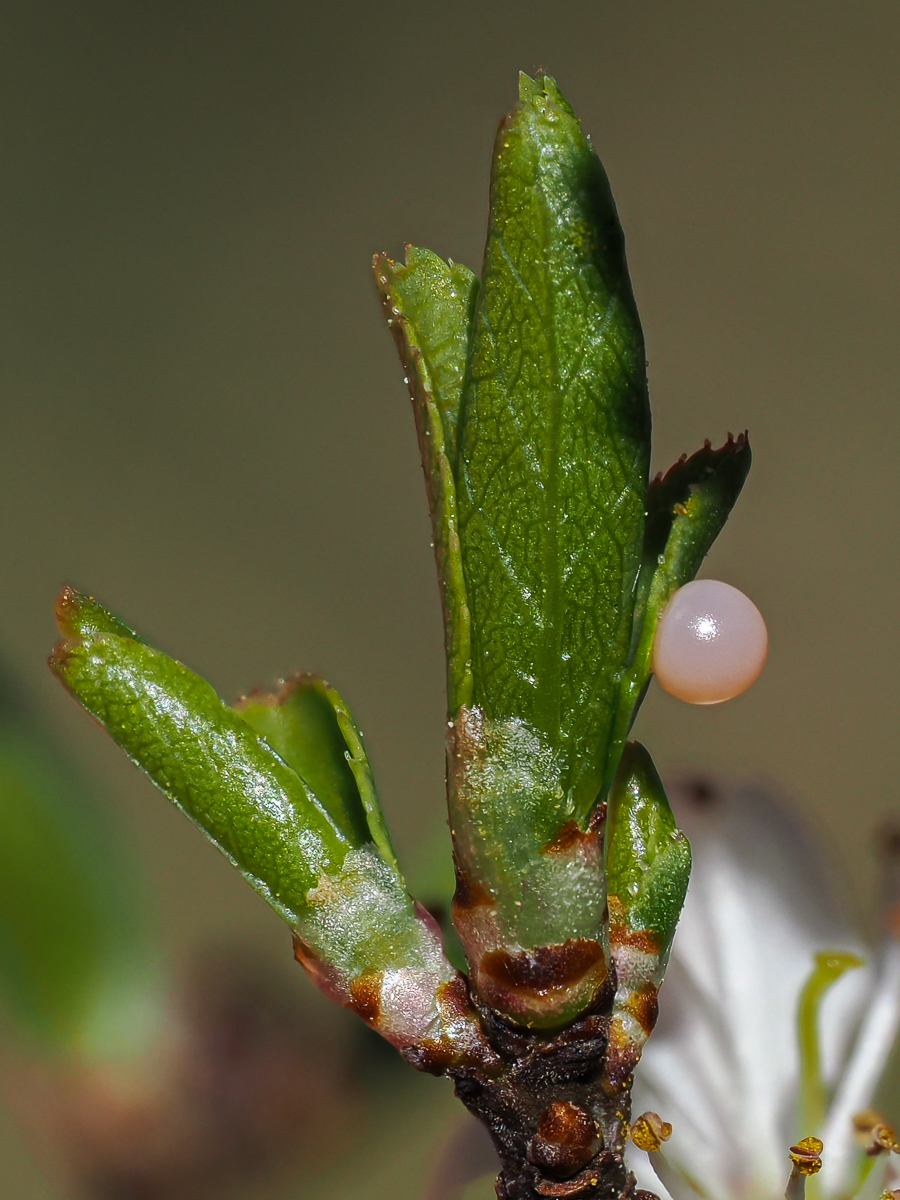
left=652, top=579, right=768, bottom=704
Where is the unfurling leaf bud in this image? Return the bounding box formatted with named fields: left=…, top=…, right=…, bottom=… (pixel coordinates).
left=604, top=742, right=691, bottom=1089
left=50, top=588, right=494, bottom=1070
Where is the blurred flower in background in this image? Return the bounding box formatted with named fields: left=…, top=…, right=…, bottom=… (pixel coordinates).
left=0, top=661, right=440, bottom=1200
left=428, top=775, right=900, bottom=1200
left=632, top=773, right=900, bottom=1200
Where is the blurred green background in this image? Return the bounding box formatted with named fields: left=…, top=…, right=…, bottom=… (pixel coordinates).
left=1, top=1, right=898, bottom=1196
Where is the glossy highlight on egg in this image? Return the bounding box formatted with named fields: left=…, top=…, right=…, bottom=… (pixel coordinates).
left=652, top=579, right=768, bottom=704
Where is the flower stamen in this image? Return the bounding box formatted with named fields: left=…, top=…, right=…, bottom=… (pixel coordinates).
left=826, top=950, right=900, bottom=1185
left=632, top=1113, right=709, bottom=1200
left=865, top=1125, right=899, bottom=1158
left=631, top=1112, right=673, bottom=1154
left=797, top=952, right=864, bottom=1136
left=786, top=1137, right=824, bottom=1200
left=821, top=831, right=900, bottom=1198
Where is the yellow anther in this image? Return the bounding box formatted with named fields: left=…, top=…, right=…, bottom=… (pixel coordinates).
left=854, top=1111, right=900, bottom=1154
left=631, top=1111, right=673, bottom=1153
left=789, top=1137, right=824, bottom=1176
left=854, top=1108, right=882, bottom=1136
left=867, top=1124, right=900, bottom=1156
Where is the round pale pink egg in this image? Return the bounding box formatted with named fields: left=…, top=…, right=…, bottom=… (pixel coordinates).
left=652, top=579, right=768, bottom=704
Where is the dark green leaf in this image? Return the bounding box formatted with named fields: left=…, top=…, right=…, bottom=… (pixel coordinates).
left=640, top=432, right=752, bottom=627
left=457, top=73, right=650, bottom=816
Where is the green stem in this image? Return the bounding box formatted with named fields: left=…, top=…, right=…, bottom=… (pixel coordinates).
left=797, top=950, right=864, bottom=1136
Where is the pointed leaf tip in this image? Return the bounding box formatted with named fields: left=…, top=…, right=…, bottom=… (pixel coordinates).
left=518, top=70, right=541, bottom=102
left=458, top=69, right=649, bottom=814
left=55, top=586, right=141, bottom=643
left=516, top=71, right=572, bottom=116
left=606, top=432, right=752, bottom=783
left=50, top=593, right=355, bottom=924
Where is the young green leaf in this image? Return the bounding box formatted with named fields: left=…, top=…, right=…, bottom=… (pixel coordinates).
left=50, top=600, right=351, bottom=926
left=375, top=246, right=478, bottom=711
left=604, top=741, right=691, bottom=1090
left=607, top=742, right=691, bottom=951
left=50, top=591, right=496, bottom=1068
left=237, top=674, right=398, bottom=872
left=457, top=72, right=650, bottom=818
left=610, top=434, right=752, bottom=766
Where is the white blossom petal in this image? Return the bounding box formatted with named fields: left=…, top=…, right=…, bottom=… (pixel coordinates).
left=634, top=772, right=870, bottom=1200
left=820, top=939, right=900, bottom=1194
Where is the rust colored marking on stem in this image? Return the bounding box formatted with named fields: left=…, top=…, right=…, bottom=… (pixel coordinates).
left=607, top=896, right=660, bottom=955
left=452, top=866, right=495, bottom=911
left=608, top=921, right=660, bottom=956
left=531, top=1102, right=602, bottom=1178
left=401, top=1036, right=474, bottom=1076
left=538, top=1102, right=599, bottom=1148
left=625, top=983, right=660, bottom=1035
left=541, top=804, right=606, bottom=855
left=602, top=1043, right=641, bottom=1094
left=399, top=975, right=502, bottom=1077
left=480, top=939, right=606, bottom=999
left=292, top=934, right=314, bottom=968
left=438, top=973, right=476, bottom=1020
left=541, top=819, right=585, bottom=854
left=349, top=971, right=382, bottom=1024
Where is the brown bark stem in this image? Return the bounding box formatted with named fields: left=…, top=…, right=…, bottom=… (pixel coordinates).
left=445, top=999, right=647, bottom=1200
